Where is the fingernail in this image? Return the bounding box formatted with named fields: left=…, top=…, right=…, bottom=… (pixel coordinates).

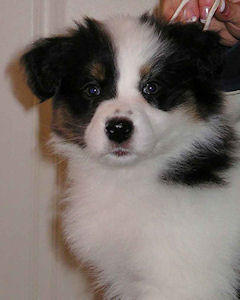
left=182, top=8, right=198, bottom=23
left=186, top=16, right=198, bottom=23
left=219, top=0, right=226, bottom=12
left=200, top=6, right=210, bottom=23
left=220, top=2, right=231, bottom=18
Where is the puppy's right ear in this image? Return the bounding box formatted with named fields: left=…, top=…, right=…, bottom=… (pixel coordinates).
left=21, top=37, right=72, bottom=102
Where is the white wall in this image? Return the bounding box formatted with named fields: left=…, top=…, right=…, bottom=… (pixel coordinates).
left=0, top=1, right=158, bottom=299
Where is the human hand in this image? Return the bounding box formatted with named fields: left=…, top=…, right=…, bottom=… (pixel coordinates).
left=158, top=0, right=200, bottom=23
left=205, top=0, right=240, bottom=45
left=157, top=0, right=240, bottom=46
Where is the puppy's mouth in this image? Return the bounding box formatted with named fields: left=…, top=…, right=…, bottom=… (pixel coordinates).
left=102, top=144, right=138, bottom=164
left=111, top=147, right=131, bottom=157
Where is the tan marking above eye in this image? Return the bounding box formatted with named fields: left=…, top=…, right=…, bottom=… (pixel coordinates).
left=140, top=64, right=151, bottom=78
left=89, top=63, right=106, bottom=81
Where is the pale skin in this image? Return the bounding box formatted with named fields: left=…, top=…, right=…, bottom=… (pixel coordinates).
left=158, top=0, right=240, bottom=46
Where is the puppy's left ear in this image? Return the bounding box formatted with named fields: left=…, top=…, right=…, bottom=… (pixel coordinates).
left=167, top=23, right=224, bottom=83
left=21, top=36, right=72, bottom=102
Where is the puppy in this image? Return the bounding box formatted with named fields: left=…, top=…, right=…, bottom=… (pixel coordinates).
left=22, top=15, right=240, bottom=300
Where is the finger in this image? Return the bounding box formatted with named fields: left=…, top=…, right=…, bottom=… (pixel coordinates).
left=158, top=0, right=183, bottom=21
left=199, top=0, right=225, bottom=23
left=225, top=22, right=240, bottom=39
left=159, top=0, right=199, bottom=22
left=215, top=0, right=240, bottom=24
left=208, top=17, right=239, bottom=45
left=180, top=0, right=199, bottom=22
left=214, top=0, right=240, bottom=39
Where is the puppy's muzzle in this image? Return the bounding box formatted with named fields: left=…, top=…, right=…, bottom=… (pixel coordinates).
left=105, top=117, right=134, bottom=144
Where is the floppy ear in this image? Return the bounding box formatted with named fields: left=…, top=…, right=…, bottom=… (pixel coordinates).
left=21, top=36, right=72, bottom=102
left=166, top=23, right=224, bottom=84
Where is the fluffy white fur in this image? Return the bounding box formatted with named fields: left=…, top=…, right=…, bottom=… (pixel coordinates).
left=51, top=16, right=240, bottom=300
left=54, top=129, right=240, bottom=300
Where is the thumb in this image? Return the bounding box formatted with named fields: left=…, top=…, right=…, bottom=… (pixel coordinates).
left=214, top=0, right=240, bottom=24
left=215, top=0, right=240, bottom=39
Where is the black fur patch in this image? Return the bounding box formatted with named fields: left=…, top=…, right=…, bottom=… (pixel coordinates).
left=56, top=18, right=117, bottom=117
left=21, top=18, right=117, bottom=144
left=161, top=122, right=238, bottom=186
left=139, top=16, right=238, bottom=186
left=140, top=16, right=224, bottom=118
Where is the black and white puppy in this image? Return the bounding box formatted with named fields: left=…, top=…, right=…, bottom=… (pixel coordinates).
left=22, top=15, right=240, bottom=300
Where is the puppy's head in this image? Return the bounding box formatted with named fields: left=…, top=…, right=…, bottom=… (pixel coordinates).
left=21, top=15, right=224, bottom=165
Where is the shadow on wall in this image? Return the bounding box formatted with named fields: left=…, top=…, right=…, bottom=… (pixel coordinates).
left=6, top=51, right=104, bottom=300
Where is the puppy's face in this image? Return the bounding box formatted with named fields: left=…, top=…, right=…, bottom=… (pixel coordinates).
left=22, top=16, right=223, bottom=165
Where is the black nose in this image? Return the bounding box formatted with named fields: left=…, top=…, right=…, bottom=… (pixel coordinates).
left=105, top=118, right=134, bottom=144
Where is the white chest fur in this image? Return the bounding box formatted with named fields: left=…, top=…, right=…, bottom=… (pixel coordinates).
left=63, top=156, right=240, bottom=300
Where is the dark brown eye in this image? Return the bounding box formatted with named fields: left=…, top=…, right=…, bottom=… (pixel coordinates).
left=84, top=84, right=101, bottom=97
left=142, top=82, right=160, bottom=95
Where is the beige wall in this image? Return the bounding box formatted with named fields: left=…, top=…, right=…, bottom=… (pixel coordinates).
left=0, top=1, right=158, bottom=299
